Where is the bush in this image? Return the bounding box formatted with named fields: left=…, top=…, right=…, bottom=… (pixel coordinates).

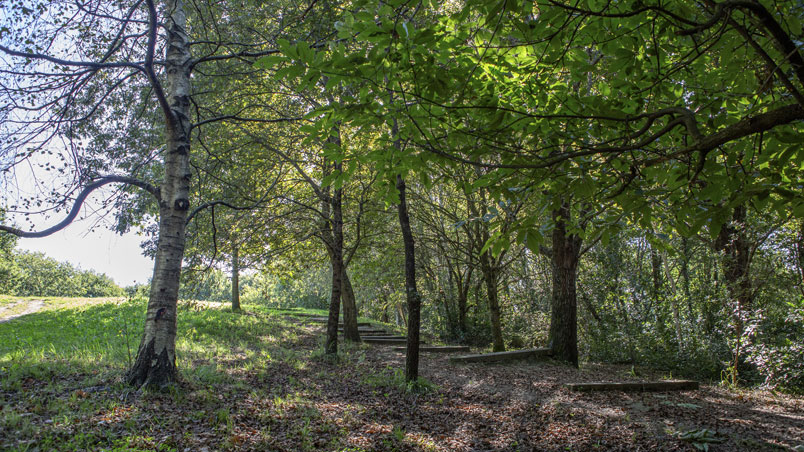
left=746, top=300, right=804, bottom=393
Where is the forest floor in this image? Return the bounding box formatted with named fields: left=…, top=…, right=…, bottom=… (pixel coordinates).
left=0, top=298, right=802, bottom=451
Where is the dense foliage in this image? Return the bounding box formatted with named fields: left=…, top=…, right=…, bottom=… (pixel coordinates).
left=0, top=250, right=124, bottom=298
left=1, top=0, right=804, bottom=391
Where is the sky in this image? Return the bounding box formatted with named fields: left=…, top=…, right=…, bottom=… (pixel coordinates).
left=4, top=166, right=156, bottom=287
left=15, top=216, right=155, bottom=287
left=0, top=4, right=156, bottom=288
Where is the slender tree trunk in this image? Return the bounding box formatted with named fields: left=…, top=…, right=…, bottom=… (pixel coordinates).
left=321, top=128, right=359, bottom=344
left=397, top=175, right=421, bottom=382
left=325, top=176, right=345, bottom=355
left=650, top=244, right=663, bottom=298
left=127, top=0, right=192, bottom=389
left=396, top=302, right=407, bottom=328
left=457, top=279, right=468, bottom=337
left=662, top=252, right=683, bottom=352
left=548, top=202, right=583, bottom=367
left=380, top=295, right=390, bottom=323
left=231, top=243, right=240, bottom=312
left=480, top=259, right=505, bottom=351
left=681, top=236, right=695, bottom=323
left=649, top=241, right=670, bottom=341
left=341, top=269, right=360, bottom=342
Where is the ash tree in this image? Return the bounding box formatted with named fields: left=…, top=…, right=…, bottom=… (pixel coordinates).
left=0, top=0, right=304, bottom=388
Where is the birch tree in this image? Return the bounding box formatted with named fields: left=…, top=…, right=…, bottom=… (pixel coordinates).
left=0, top=0, right=302, bottom=387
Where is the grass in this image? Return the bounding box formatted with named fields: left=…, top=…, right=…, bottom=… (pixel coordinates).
left=0, top=298, right=442, bottom=451
left=0, top=297, right=336, bottom=451
left=2, top=297, right=802, bottom=451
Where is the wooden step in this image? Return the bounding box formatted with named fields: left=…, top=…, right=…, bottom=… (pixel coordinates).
left=565, top=380, right=699, bottom=392
left=450, top=348, right=552, bottom=364
left=308, top=318, right=372, bottom=327
left=340, top=331, right=389, bottom=336
left=393, top=346, right=470, bottom=353
left=362, top=335, right=406, bottom=340
left=363, top=338, right=425, bottom=345
left=339, top=328, right=387, bottom=334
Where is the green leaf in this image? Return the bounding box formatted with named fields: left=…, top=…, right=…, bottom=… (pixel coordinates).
left=254, top=55, right=286, bottom=69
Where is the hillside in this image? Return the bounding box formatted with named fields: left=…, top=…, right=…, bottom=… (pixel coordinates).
left=0, top=298, right=802, bottom=451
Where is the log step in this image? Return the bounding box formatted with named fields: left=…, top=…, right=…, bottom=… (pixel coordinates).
left=338, top=330, right=388, bottom=337
left=339, top=328, right=387, bottom=334
left=565, top=380, right=699, bottom=392
left=393, top=346, right=470, bottom=353
left=363, top=338, right=425, bottom=345
left=450, top=348, right=552, bottom=364
left=362, top=335, right=406, bottom=340
left=307, top=318, right=372, bottom=327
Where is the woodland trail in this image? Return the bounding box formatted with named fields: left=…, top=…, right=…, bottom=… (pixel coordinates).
left=0, top=299, right=45, bottom=323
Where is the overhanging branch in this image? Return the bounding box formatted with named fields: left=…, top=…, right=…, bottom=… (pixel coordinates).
left=0, top=176, right=160, bottom=238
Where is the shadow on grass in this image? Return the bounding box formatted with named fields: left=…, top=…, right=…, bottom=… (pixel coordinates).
left=0, top=300, right=311, bottom=389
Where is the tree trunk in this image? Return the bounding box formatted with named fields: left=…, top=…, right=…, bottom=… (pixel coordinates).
left=662, top=252, right=684, bottom=352
left=681, top=236, right=695, bottom=324
left=380, top=295, right=390, bottom=323
left=126, top=0, right=192, bottom=389
left=325, top=176, right=345, bottom=355
left=715, top=205, right=753, bottom=385
left=548, top=201, right=583, bottom=367
left=341, top=269, right=360, bottom=342
left=231, top=243, right=240, bottom=312
left=457, top=280, right=468, bottom=337
left=650, top=244, right=663, bottom=299
left=397, top=175, right=421, bottom=382
left=396, top=302, right=407, bottom=328
left=480, top=259, right=505, bottom=352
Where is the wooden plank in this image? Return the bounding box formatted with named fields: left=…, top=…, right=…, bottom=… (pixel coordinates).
left=449, top=348, right=552, bottom=363
left=338, top=328, right=387, bottom=334
left=393, top=346, right=470, bottom=353
left=361, top=335, right=406, bottom=340
left=307, top=318, right=372, bottom=327
left=565, top=380, right=699, bottom=392
left=339, top=332, right=389, bottom=337
left=362, top=338, right=426, bottom=345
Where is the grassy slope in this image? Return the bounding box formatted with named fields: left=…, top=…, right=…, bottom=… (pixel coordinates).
left=1, top=298, right=802, bottom=452
left=0, top=298, right=413, bottom=451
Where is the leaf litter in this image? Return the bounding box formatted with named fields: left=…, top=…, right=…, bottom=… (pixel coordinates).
left=1, top=312, right=802, bottom=451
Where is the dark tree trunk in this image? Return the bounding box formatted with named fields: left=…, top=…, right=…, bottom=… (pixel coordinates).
left=325, top=175, right=345, bottom=355
left=650, top=244, right=663, bottom=299
left=397, top=175, right=421, bottom=382
left=715, top=205, right=753, bottom=384
left=127, top=0, right=192, bottom=389
left=231, top=243, right=241, bottom=312
left=480, top=258, right=505, bottom=351
left=681, top=236, right=694, bottom=321
left=548, top=202, right=583, bottom=367
left=457, top=281, right=468, bottom=337
left=341, top=269, right=360, bottom=342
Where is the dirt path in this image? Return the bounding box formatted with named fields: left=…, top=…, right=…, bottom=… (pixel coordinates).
left=0, top=299, right=45, bottom=323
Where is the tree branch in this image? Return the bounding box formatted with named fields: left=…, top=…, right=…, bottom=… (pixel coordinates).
left=0, top=176, right=160, bottom=238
